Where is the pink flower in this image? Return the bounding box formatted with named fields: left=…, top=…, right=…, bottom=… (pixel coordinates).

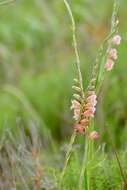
left=86, top=101, right=97, bottom=107
left=71, top=100, right=80, bottom=110
left=83, top=91, right=97, bottom=120
left=89, top=131, right=99, bottom=140
left=104, top=58, right=114, bottom=71
left=71, top=100, right=81, bottom=120
left=73, top=109, right=80, bottom=120
left=86, top=96, right=97, bottom=108
left=80, top=118, right=89, bottom=126
left=83, top=110, right=94, bottom=118
left=112, top=35, right=121, bottom=45
left=86, top=95, right=97, bottom=102
left=88, top=107, right=96, bottom=113
left=73, top=124, right=81, bottom=130
left=85, top=103, right=93, bottom=108
left=108, top=48, right=118, bottom=60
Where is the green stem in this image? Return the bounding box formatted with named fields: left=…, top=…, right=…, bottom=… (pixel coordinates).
left=79, top=121, right=95, bottom=190
left=79, top=136, right=89, bottom=190
left=87, top=121, right=94, bottom=190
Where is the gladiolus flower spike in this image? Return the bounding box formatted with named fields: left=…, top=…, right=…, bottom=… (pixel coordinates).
left=71, top=90, right=98, bottom=138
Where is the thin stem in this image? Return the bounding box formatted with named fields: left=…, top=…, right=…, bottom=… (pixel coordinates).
left=79, top=136, right=89, bottom=190
left=106, top=126, right=127, bottom=189
left=113, top=147, right=127, bottom=187
left=79, top=120, right=94, bottom=190
left=59, top=130, right=77, bottom=189
left=64, top=0, right=84, bottom=98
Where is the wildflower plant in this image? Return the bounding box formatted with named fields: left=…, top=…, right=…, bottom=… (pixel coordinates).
left=59, top=0, right=121, bottom=189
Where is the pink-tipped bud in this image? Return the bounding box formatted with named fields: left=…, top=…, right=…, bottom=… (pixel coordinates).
left=112, top=35, right=121, bottom=45
left=89, top=131, right=99, bottom=140
left=104, top=58, right=114, bottom=71
left=108, top=48, right=118, bottom=60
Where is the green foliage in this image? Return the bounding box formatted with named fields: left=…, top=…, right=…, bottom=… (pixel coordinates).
left=0, top=0, right=127, bottom=146
left=60, top=155, right=80, bottom=190
left=57, top=149, right=127, bottom=190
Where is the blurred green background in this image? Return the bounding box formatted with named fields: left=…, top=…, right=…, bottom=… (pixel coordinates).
left=0, top=0, right=127, bottom=148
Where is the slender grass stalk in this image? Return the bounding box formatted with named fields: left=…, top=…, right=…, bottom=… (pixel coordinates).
left=63, top=0, right=84, bottom=98
left=112, top=145, right=127, bottom=189
left=107, top=127, right=127, bottom=189
left=59, top=1, right=84, bottom=189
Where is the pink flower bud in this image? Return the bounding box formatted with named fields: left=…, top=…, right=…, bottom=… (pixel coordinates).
left=104, top=58, right=114, bottom=71
left=112, top=35, right=121, bottom=45
left=89, top=131, right=99, bottom=140
left=83, top=110, right=94, bottom=118
left=73, top=124, right=81, bottom=130
left=73, top=124, right=85, bottom=134
left=108, top=48, right=118, bottom=60
left=80, top=119, right=89, bottom=126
